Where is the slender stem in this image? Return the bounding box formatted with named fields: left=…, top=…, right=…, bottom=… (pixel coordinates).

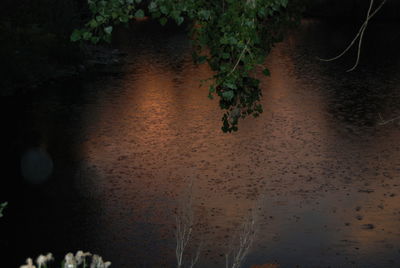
left=346, top=0, right=375, bottom=71
left=319, top=0, right=387, bottom=71
left=228, top=40, right=250, bottom=76
left=378, top=113, right=400, bottom=125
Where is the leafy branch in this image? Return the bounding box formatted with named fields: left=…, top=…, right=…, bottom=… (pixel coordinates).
left=72, top=0, right=303, bottom=132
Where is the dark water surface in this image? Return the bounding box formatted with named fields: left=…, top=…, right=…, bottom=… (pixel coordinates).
left=3, top=19, right=400, bottom=268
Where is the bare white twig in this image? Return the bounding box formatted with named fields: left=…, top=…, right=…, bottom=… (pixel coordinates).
left=378, top=113, right=400, bottom=125
left=319, top=0, right=387, bottom=71
left=225, top=210, right=258, bottom=268
left=175, top=178, right=202, bottom=268
left=228, top=40, right=250, bottom=76
left=347, top=0, right=375, bottom=72
left=176, top=183, right=193, bottom=268
left=188, top=240, right=203, bottom=268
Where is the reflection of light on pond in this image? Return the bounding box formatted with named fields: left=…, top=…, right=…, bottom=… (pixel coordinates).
left=73, top=19, right=400, bottom=267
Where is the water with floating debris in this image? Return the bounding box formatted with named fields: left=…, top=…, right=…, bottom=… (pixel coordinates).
left=4, top=19, right=400, bottom=268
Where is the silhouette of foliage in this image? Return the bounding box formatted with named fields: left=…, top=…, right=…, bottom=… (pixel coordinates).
left=72, top=0, right=305, bottom=132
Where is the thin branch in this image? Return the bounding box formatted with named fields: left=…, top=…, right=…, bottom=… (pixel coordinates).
left=245, top=46, right=255, bottom=60
left=175, top=211, right=193, bottom=268
left=225, top=210, right=258, bottom=268
left=347, top=0, right=375, bottom=72
left=319, top=0, right=376, bottom=62
left=228, top=40, right=250, bottom=76
left=175, top=178, right=203, bottom=268
left=188, top=241, right=203, bottom=268
left=378, top=113, right=400, bottom=125
left=319, top=0, right=387, bottom=71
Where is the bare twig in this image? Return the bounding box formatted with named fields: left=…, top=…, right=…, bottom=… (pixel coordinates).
left=319, top=0, right=387, bottom=71
left=176, top=182, right=194, bottom=268
left=175, top=178, right=203, bottom=268
left=228, top=40, right=251, bottom=76
left=225, top=210, right=258, bottom=268
left=347, top=0, right=375, bottom=72
left=188, top=241, right=203, bottom=268
left=378, top=113, right=400, bottom=125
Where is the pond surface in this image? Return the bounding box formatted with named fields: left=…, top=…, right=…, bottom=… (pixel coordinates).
left=4, top=19, right=400, bottom=268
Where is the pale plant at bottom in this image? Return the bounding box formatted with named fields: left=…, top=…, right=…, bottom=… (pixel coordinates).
left=225, top=210, right=258, bottom=268
left=20, top=258, right=36, bottom=268
left=175, top=178, right=203, bottom=268
left=90, top=254, right=111, bottom=268
left=20, top=251, right=111, bottom=268
left=75, top=251, right=92, bottom=267
left=36, top=253, right=54, bottom=268
left=64, top=253, right=77, bottom=268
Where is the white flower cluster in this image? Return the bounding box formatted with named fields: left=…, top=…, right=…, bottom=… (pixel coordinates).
left=20, top=258, right=35, bottom=268
left=37, top=253, right=54, bottom=268
left=89, top=254, right=111, bottom=268
left=20, top=251, right=111, bottom=268
left=20, top=253, right=53, bottom=268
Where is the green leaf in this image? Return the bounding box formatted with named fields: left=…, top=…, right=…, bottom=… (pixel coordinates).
left=70, top=30, right=82, bottom=42
left=119, top=16, right=129, bottom=23
left=220, top=36, right=229, bottom=45
left=198, top=9, right=211, bottom=20
left=224, top=81, right=237, bottom=89
left=134, top=9, right=145, bottom=18
left=262, top=68, right=271, bottom=76
left=82, top=31, right=92, bottom=40
left=160, top=6, right=168, bottom=15
left=176, top=16, right=184, bottom=25
left=104, top=26, right=113, bottom=34
left=0, top=202, right=7, bottom=218
left=96, top=15, right=105, bottom=23
left=149, top=2, right=157, bottom=10
left=88, top=19, right=98, bottom=28
left=159, top=17, right=168, bottom=25
left=222, top=90, right=234, bottom=101
left=90, top=36, right=100, bottom=44
left=229, top=37, right=238, bottom=44
left=222, top=53, right=230, bottom=59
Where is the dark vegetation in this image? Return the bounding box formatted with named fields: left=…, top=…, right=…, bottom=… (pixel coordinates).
left=0, top=0, right=91, bottom=95
left=2, top=0, right=398, bottom=97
